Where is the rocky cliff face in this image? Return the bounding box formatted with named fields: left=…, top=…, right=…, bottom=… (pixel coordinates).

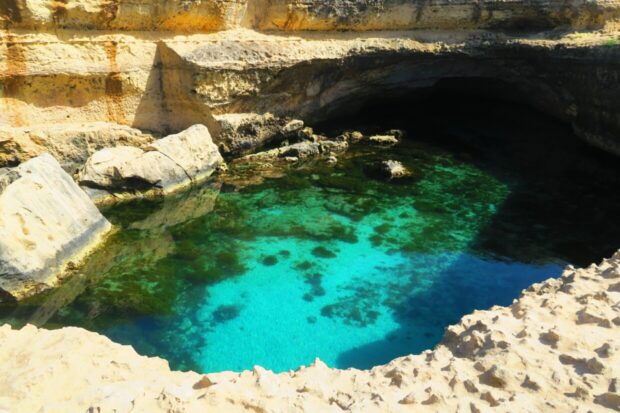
left=1, top=2, right=619, bottom=161
left=2, top=0, right=619, bottom=31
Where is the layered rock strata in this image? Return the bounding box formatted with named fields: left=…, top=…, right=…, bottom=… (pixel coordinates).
left=0, top=154, right=111, bottom=300
left=1, top=29, right=619, bottom=158
left=1, top=0, right=618, bottom=31
left=1, top=252, right=619, bottom=412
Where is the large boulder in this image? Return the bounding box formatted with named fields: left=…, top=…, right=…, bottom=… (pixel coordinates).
left=148, top=124, right=225, bottom=183
left=0, top=154, right=112, bottom=300
left=78, top=125, right=225, bottom=202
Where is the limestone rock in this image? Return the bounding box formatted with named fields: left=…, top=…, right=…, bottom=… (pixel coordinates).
left=280, top=142, right=321, bottom=159
left=1, top=0, right=615, bottom=32
left=78, top=146, right=146, bottom=188
left=367, top=135, right=399, bottom=145
left=78, top=125, right=224, bottom=202
left=1, top=30, right=620, bottom=157
left=0, top=123, right=154, bottom=172
left=214, top=113, right=303, bottom=155
left=0, top=154, right=111, bottom=300
left=147, top=124, right=225, bottom=184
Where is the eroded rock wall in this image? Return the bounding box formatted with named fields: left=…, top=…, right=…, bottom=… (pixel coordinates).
left=0, top=0, right=619, bottom=162
left=1, top=0, right=619, bottom=31
left=2, top=29, right=620, bottom=159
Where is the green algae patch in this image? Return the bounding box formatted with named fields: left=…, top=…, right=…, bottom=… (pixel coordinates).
left=312, top=246, right=337, bottom=258
left=262, top=255, right=279, bottom=266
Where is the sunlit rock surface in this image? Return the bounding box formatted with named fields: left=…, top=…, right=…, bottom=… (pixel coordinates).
left=1, top=0, right=618, bottom=31
left=0, top=154, right=111, bottom=300
left=78, top=124, right=225, bottom=203
left=0, top=0, right=619, bottom=410
left=1, top=29, right=620, bottom=158
left=0, top=122, right=154, bottom=172
left=1, top=251, right=618, bottom=412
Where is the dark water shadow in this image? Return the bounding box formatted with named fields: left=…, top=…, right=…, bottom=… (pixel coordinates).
left=330, top=86, right=620, bottom=368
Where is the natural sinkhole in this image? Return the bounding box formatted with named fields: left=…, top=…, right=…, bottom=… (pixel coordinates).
left=2, top=93, right=619, bottom=373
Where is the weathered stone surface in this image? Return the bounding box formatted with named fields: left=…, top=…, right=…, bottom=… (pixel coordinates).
left=1, top=250, right=619, bottom=412
left=78, top=124, right=224, bottom=202
left=77, top=146, right=146, bottom=188
left=1, top=0, right=617, bottom=31
left=0, top=154, right=111, bottom=300
left=1, top=29, right=620, bottom=155
left=234, top=135, right=348, bottom=165
left=0, top=123, right=154, bottom=172
left=167, top=30, right=620, bottom=156
left=147, top=124, right=225, bottom=182
left=214, top=113, right=304, bottom=155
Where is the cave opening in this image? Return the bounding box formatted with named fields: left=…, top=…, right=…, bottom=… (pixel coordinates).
left=315, top=77, right=620, bottom=265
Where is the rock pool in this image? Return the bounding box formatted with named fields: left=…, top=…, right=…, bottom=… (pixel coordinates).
left=2, top=106, right=620, bottom=374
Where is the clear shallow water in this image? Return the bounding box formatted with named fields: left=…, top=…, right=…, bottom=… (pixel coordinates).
left=3, top=120, right=620, bottom=373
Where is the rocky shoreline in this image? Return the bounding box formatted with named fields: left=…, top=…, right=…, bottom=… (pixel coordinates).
left=1, top=251, right=619, bottom=412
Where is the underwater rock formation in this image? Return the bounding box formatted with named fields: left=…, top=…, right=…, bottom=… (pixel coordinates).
left=78, top=124, right=225, bottom=203
left=1, top=251, right=618, bottom=412
left=0, top=154, right=111, bottom=300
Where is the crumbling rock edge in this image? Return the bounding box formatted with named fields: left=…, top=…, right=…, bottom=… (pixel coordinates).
left=1, top=250, right=619, bottom=412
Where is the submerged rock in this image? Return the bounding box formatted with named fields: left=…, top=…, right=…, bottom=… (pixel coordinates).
left=78, top=125, right=225, bottom=203
left=0, top=154, right=111, bottom=300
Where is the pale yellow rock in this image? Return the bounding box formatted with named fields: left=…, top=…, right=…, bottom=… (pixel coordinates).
left=1, top=29, right=620, bottom=155
left=1, top=0, right=618, bottom=31
left=78, top=124, right=225, bottom=203
left=0, top=122, right=154, bottom=171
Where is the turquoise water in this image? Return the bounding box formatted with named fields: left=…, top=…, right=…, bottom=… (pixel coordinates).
left=2, top=126, right=620, bottom=373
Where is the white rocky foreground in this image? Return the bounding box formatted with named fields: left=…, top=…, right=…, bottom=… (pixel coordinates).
left=1, top=252, right=618, bottom=412
left=0, top=154, right=111, bottom=300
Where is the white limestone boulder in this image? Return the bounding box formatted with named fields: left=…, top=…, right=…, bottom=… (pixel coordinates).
left=77, top=125, right=225, bottom=202
left=0, top=154, right=112, bottom=300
